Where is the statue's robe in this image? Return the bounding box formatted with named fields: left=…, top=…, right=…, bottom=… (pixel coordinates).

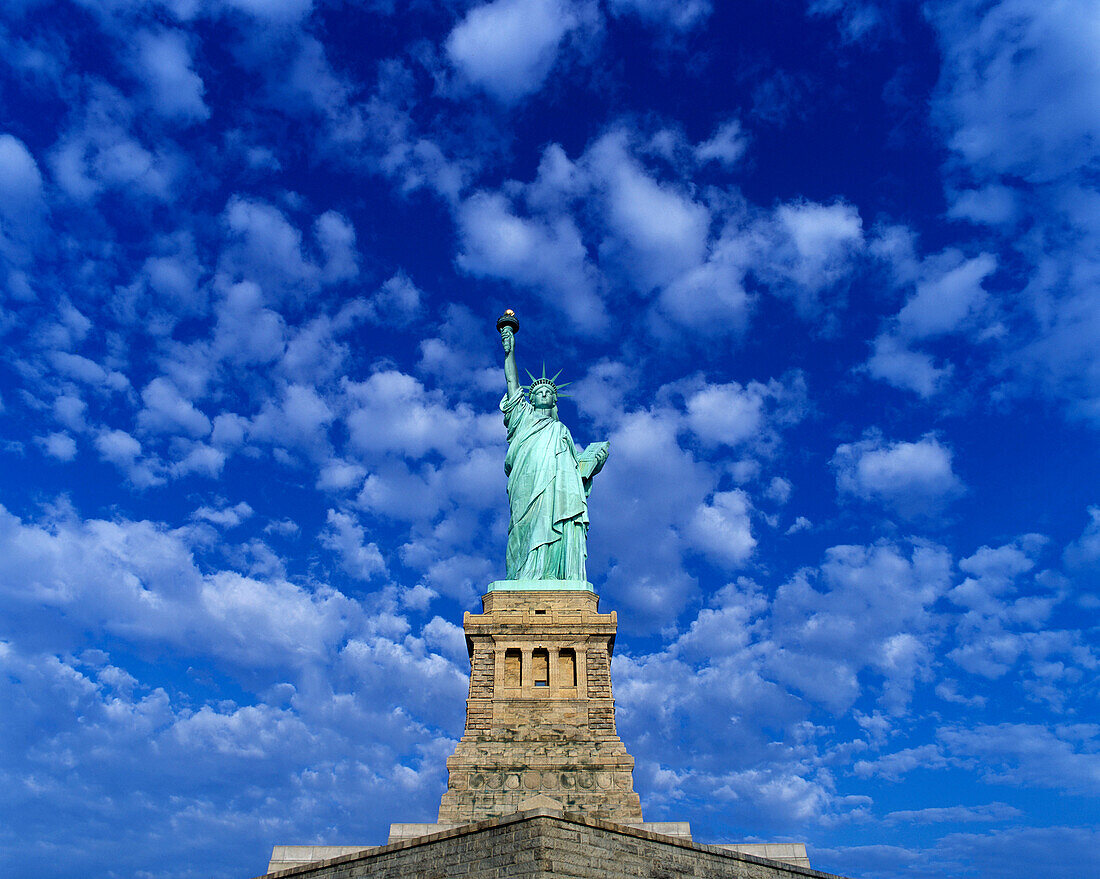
left=501, top=390, right=591, bottom=581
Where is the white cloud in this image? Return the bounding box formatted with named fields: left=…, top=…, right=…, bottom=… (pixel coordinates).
left=132, top=29, right=209, bottom=123
left=211, top=279, right=286, bottom=365
left=807, top=0, right=884, bottom=43
left=0, top=580, right=465, bottom=877
left=932, top=0, right=1100, bottom=185
left=935, top=677, right=987, bottom=707
left=525, top=142, right=583, bottom=212
left=319, top=509, right=386, bottom=581
left=401, top=583, right=438, bottom=611
left=192, top=501, right=254, bottom=528
left=365, top=271, right=423, bottom=328
left=282, top=35, right=351, bottom=119
left=785, top=515, right=811, bottom=535
left=139, top=232, right=206, bottom=317
left=653, top=231, right=753, bottom=337
left=339, top=630, right=469, bottom=718
left=951, top=539, right=1042, bottom=615
left=926, top=825, right=1100, bottom=879
left=349, top=60, right=473, bottom=204
left=421, top=615, right=468, bottom=666
left=221, top=196, right=318, bottom=302
left=608, top=0, right=711, bottom=31
left=897, top=252, right=996, bottom=339
left=0, top=133, right=46, bottom=230
left=265, top=519, right=300, bottom=538
left=49, top=83, right=178, bottom=202
left=276, top=314, right=347, bottom=385
left=53, top=395, right=87, bottom=431
left=694, top=118, right=747, bottom=168
left=316, top=457, right=367, bottom=492
left=758, top=200, right=864, bottom=318
left=571, top=371, right=805, bottom=619
left=455, top=191, right=606, bottom=331
left=249, top=383, right=334, bottom=459
left=451, top=128, right=758, bottom=338
left=174, top=441, right=225, bottom=479
left=415, top=304, right=499, bottom=393
left=834, top=432, right=965, bottom=518
left=854, top=743, right=948, bottom=781
left=611, top=538, right=955, bottom=829
left=36, top=431, right=77, bottom=461
left=222, top=0, right=314, bottom=23
left=412, top=551, right=495, bottom=603
left=769, top=540, right=953, bottom=712
left=451, top=130, right=866, bottom=344
left=765, top=476, right=792, bottom=505
left=866, top=333, right=952, bottom=398
left=138, top=377, right=212, bottom=438
left=93, top=429, right=163, bottom=488
left=944, top=535, right=1077, bottom=682
left=684, top=381, right=767, bottom=447
left=778, top=201, right=863, bottom=267
left=947, top=184, right=1019, bottom=226
left=345, top=370, right=482, bottom=461
left=314, top=211, right=358, bottom=283
left=929, top=0, right=1100, bottom=421
left=939, top=723, right=1100, bottom=796
left=358, top=461, right=448, bottom=523
left=586, top=131, right=710, bottom=294
left=684, top=374, right=807, bottom=451
left=0, top=502, right=359, bottom=668
left=1019, top=239, right=1100, bottom=422
left=569, top=358, right=637, bottom=427
left=685, top=489, right=756, bottom=568
left=446, top=0, right=578, bottom=103
left=1063, top=506, right=1100, bottom=577
left=48, top=351, right=130, bottom=392
left=590, top=405, right=712, bottom=620
left=210, top=412, right=248, bottom=449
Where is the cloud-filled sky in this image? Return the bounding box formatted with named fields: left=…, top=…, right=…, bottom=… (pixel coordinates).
left=1, top=1, right=1098, bottom=877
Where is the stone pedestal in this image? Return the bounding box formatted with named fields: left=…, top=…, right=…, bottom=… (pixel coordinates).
left=261, top=587, right=826, bottom=878
left=258, top=807, right=837, bottom=879
left=436, top=589, right=644, bottom=824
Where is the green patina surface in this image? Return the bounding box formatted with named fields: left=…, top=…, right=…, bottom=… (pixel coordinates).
left=496, top=313, right=609, bottom=588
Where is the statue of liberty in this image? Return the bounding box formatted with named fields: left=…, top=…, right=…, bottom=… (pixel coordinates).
left=496, top=311, right=609, bottom=585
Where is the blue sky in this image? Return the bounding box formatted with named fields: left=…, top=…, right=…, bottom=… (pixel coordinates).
left=1, top=0, right=1098, bottom=877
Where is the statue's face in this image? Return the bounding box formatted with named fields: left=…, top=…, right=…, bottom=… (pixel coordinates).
left=530, top=385, right=556, bottom=409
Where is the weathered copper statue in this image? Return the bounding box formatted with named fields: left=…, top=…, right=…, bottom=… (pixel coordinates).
left=496, top=311, right=609, bottom=586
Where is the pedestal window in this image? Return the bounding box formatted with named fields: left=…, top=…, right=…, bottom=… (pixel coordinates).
left=532, top=648, right=550, bottom=687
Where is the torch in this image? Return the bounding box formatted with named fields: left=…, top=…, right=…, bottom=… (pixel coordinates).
left=496, top=309, right=519, bottom=335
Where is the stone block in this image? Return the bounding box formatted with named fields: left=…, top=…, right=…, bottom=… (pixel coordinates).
left=267, top=847, right=378, bottom=873
left=714, top=843, right=812, bottom=868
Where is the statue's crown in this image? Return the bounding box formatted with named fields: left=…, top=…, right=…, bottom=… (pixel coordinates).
left=524, top=364, right=571, bottom=398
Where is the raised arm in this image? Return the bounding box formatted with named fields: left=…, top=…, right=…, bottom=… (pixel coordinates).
left=501, top=326, right=520, bottom=396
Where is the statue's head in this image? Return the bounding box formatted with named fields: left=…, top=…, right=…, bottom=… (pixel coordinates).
left=525, top=366, right=570, bottom=418
left=529, top=382, right=557, bottom=409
